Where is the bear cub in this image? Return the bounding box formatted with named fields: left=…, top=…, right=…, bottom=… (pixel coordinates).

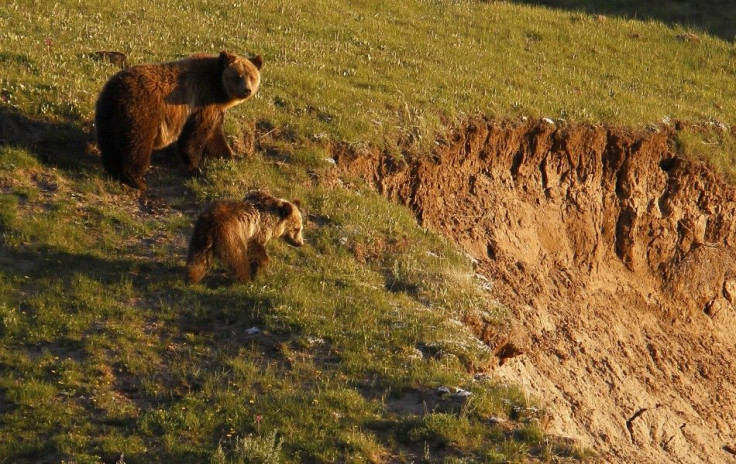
left=95, top=51, right=262, bottom=189
left=186, top=190, right=304, bottom=284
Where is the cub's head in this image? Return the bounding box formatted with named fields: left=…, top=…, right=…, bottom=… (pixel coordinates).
left=219, top=51, right=262, bottom=103
left=276, top=198, right=304, bottom=247
left=245, top=190, right=304, bottom=247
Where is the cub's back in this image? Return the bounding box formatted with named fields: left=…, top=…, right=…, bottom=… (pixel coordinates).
left=200, top=200, right=259, bottom=241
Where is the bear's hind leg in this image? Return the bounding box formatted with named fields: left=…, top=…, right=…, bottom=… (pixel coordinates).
left=215, top=232, right=251, bottom=283
left=119, top=136, right=154, bottom=190
left=120, top=170, right=147, bottom=190
left=225, top=245, right=251, bottom=283
left=186, top=248, right=212, bottom=285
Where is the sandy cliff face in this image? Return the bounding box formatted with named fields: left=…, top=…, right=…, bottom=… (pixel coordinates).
left=336, top=118, right=736, bottom=463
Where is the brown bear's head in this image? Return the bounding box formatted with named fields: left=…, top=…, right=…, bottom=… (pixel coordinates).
left=276, top=199, right=304, bottom=247
left=245, top=190, right=305, bottom=247
left=219, top=51, right=262, bottom=104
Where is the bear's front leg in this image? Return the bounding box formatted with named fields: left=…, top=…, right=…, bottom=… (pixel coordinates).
left=204, top=120, right=235, bottom=160
left=177, top=107, right=225, bottom=174
left=248, top=243, right=270, bottom=277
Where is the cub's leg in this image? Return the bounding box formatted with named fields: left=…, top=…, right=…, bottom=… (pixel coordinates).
left=186, top=229, right=214, bottom=285
left=186, top=249, right=212, bottom=285
left=215, top=230, right=251, bottom=283
left=248, top=243, right=270, bottom=278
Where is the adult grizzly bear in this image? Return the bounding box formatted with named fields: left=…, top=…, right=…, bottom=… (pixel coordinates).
left=95, top=51, right=262, bottom=189
left=186, top=190, right=304, bottom=284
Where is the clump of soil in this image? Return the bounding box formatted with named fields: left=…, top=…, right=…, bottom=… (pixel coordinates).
left=336, top=117, right=736, bottom=463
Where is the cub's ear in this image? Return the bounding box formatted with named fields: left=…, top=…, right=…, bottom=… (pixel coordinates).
left=279, top=201, right=294, bottom=218
left=250, top=55, right=263, bottom=70
left=219, top=50, right=236, bottom=67
left=292, top=199, right=302, bottom=210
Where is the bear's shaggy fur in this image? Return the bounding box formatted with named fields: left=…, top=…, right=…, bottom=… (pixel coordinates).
left=186, top=190, right=304, bottom=284
left=95, top=51, right=262, bottom=189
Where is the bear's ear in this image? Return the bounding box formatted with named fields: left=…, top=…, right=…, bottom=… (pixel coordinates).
left=250, top=55, right=263, bottom=70
left=278, top=201, right=294, bottom=218
left=292, top=199, right=302, bottom=210
left=219, top=51, right=236, bottom=67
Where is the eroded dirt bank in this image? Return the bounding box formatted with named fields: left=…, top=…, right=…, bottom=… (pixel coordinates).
left=335, top=118, right=736, bottom=463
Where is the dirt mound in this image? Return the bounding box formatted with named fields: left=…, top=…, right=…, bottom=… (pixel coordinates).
left=335, top=118, right=736, bottom=463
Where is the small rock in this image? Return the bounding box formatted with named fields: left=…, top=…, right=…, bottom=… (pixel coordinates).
left=541, top=117, right=555, bottom=125
left=677, top=32, right=701, bottom=43
left=323, top=157, right=336, bottom=165
left=436, top=386, right=451, bottom=396
left=487, top=416, right=506, bottom=424
left=90, top=50, right=128, bottom=69
left=408, top=347, right=424, bottom=360
left=245, top=327, right=261, bottom=336
left=704, top=297, right=731, bottom=319
left=724, top=279, right=736, bottom=305
left=452, top=388, right=473, bottom=398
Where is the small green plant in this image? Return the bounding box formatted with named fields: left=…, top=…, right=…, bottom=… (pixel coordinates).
left=212, top=431, right=283, bottom=464
left=675, top=125, right=736, bottom=181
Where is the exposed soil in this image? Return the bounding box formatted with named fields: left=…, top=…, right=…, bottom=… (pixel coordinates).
left=335, top=117, right=736, bottom=463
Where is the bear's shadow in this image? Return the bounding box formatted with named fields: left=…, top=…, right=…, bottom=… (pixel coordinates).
left=0, top=106, right=97, bottom=173
left=0, top=106, right=200, bottom=205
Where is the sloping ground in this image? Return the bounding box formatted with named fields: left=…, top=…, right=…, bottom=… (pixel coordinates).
left=336, top=118, right=736, bottom=463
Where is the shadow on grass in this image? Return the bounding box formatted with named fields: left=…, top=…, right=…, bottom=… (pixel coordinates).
left=0, top=244, right=285, bottom=463
left=0, top=242, right=272, bottom=332
left=508, top=0, right=736, bottom=41
left=0, top=106, right=98, bottom=173
left=0, top=106, right=198, bottom=208
left=0, top=242, right=299, bottom=381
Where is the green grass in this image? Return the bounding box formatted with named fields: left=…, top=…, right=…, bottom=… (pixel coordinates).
left=2, top=0, right=735, bottom=143
left=0, top=145, right=556, bottom=461
left=2, top=0, right=734, bottom=177
left=674, top=123, right=736, bottom=179
left=1, top=0, right=733, bottom=462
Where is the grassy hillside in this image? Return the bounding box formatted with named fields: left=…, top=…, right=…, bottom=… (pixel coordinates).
left=3, top=0, right=735, bottom=139
left=0, top=0, right=734, bottom=462
left=1, top=146, right=547, bottom=462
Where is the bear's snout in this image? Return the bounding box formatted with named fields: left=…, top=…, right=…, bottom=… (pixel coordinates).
left=284, top=235, right=304, bottom=247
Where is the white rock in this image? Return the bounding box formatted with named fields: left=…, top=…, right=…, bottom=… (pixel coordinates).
left=436, top=386, right=451, bottom=395
left=452, top=388, right=473, bottom=398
